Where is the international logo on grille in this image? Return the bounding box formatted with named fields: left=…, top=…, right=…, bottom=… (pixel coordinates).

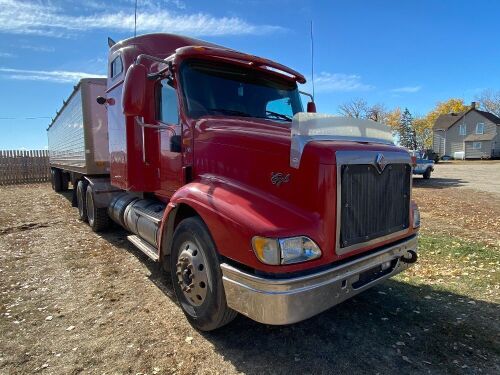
left=375, top=153, right=387, bottom=173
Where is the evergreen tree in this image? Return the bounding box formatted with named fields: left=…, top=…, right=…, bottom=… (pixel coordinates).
left=399, top=108, right=417, bottom=149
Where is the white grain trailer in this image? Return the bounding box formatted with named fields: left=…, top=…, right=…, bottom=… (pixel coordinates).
left=47, top=78, right=109, bottom=192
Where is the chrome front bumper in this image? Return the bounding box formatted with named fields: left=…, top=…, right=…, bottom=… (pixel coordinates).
left=221, top=235, right=418, bottom=325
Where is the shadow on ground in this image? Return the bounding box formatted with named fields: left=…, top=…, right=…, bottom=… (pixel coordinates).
left=413, top=177, right=465, bottom=189
left=102, top=230, right=499, bottom=375
left=60, top=189, right=499, bottom=375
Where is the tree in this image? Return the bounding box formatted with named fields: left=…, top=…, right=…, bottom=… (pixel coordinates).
left=338, top=98, right=369, bottom=118
left=366, top=103, right=388, bottom=122
left=398, top=108, right=417, bottom=149
left=475, top=89, right=500, bottom=117
left=413, top=116, right=432, bottom=150
left=338, top=99, right=387, bottom=122
left=384, top=107, right=402, bottom=128
left=426, top=98, right=468, bottom=128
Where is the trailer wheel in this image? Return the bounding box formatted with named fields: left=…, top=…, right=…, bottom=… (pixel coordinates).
left=51, top=168, right=64, bottom=192
left=86, top=184, right=110, bottom=232
left=423, top=168, right=432, bottom=179
left=76, top=180, right=88, bottom=222
left=170, top=217, right=237, bottom=331
left=61, top=173, right=69, bottom=191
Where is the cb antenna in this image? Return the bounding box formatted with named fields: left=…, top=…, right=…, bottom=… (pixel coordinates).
left=134, top=0, right=138, bottom=38
left=310, top=20, right=315, bottom=101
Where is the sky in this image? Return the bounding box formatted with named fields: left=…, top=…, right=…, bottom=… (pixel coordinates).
left=0, top=0, right=499, bottom=149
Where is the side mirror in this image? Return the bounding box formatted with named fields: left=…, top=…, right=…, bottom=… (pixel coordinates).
left=307, top=101, right=317, bottom=113
left=96, top=96, right=107, bottom=105
left=122, top=64, right=147, bottom=116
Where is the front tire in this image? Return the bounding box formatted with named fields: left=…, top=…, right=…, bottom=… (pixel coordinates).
left=85, top=184, right=110, bottom=232
left=170, top=217, right=237, bottom=331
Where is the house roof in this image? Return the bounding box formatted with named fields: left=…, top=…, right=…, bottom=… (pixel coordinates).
left=464, top=133, right=496, bottom=141
left=476, top=110, right=500, bottom=124
left=433, top=108, right=500, bottom=130
left=433, top=111, right=467, bottom=130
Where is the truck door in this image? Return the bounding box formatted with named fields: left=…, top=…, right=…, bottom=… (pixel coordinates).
left=157, top=79, right=183, bottom=196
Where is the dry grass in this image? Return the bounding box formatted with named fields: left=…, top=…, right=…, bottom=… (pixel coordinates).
left=0, top=183, right=499, bottom=374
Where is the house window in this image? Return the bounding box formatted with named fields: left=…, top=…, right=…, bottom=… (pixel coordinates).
left=110, top=56, right=123, bottom=78
left=473, top=142, right=482, bottom=150
left=476, top=123, right=484, bottom=134
left=459, top=123, right=466, bottom=135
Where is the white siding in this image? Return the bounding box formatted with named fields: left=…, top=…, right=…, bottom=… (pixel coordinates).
left=465, top=141, right=492, bottom=159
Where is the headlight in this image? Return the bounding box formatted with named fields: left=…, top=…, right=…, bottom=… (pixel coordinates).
left=413, top=206, right=421, bottom=228
left=252, top=236, right=321, bottom=265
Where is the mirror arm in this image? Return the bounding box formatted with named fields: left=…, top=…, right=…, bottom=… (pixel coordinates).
left=135, top=117, right=176, bottom=134
left=299, top=90, right=314, bottom=102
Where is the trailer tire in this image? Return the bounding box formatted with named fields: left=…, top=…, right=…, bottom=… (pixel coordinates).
left=76, top=180, right=88, bottom=222
left=170, top=217, right=237, bottom=331
left=51, top=168, right=64, bottom=192
left=61, top=173, right=69, bottom=191
left=423, top=168, right=432, bottom=179
left=86, top=184, right=110, bottom=232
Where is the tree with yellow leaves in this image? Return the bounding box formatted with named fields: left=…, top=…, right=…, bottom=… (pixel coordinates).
left=417, top=98, right=468, bottom=149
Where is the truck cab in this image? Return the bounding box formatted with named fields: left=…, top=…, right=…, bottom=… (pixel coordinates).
left=54, top=33, right=419, bottom=331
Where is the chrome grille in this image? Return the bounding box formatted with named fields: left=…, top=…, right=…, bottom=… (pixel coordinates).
left=335, top=151, right=412, bottom=255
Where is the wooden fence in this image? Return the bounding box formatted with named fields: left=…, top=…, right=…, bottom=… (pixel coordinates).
left=0, top=150, right=51, bottom=185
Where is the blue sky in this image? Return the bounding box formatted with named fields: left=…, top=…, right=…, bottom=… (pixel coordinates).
left=0, top=0, right=499, bottom=149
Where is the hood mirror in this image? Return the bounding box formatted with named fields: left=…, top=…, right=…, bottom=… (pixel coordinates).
left=307, top=101, right=317, bottom=113
left=300, top=90, right=316, bottom=113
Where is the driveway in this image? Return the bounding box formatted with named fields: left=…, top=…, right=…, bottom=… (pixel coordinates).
left=413, top=161, right=500, bottom=196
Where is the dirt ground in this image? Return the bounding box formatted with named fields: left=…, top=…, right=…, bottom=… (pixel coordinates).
left=1, top=164, right=499, bottom=374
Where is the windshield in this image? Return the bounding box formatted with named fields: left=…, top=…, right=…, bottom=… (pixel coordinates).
left=179, top=60, right=303, bottom=122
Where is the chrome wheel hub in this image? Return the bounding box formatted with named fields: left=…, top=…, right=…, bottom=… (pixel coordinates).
left=175, top=241, right=208, bottom=307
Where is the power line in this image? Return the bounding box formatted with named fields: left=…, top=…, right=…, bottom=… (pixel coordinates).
left=0, top=117, right=51, bottom=120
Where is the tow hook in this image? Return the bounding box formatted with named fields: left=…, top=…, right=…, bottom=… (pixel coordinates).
left=400, top=250, right=418, bottom=264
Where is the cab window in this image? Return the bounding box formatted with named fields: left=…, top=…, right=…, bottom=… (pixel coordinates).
left=158, top=79, right=179, bottom=124
left=266, top=97, right=294, bottom=117
left=110, top=56, right=123, bottom=78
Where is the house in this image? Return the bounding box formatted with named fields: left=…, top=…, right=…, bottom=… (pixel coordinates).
left=433, top=102, right=500, bottom=159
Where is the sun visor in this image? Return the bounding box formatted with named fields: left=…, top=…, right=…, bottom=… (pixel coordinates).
left=290, top=112, right=395, bottom=168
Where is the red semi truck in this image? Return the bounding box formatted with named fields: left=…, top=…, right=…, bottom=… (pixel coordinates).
left=47, top=33, right=420, bottom=331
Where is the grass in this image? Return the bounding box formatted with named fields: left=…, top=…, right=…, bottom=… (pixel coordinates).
left=396, top=234, right=499, bottom=302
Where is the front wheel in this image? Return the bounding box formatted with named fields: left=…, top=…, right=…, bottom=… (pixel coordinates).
left=170, top=217, right=237, bottom=331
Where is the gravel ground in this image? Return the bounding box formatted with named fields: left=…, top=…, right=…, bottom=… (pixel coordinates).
left=0, top=181, right=498, bottom=375
left=413, top=160, right=500, bottom=196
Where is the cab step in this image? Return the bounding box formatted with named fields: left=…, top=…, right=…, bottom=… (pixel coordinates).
left=127, top=235, right=159, bottom=261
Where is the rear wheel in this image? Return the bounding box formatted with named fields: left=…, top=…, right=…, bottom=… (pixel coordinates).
left=170, top=217, right=237, bottom=331
left=76, top=180, right=88, bottom=222
left=51, top=168, right=63, bottom=192
left=86, top=184, right=110, bottom=232
left=423, top=168, right=432, bottom=179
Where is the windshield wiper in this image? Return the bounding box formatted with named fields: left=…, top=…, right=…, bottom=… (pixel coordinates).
left=265, top=110, right=292, bottom=122
left=207, top=108, right=252, bottom=117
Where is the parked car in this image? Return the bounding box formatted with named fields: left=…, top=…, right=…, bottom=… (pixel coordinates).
left=410, top=151, right=434, bottom=179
